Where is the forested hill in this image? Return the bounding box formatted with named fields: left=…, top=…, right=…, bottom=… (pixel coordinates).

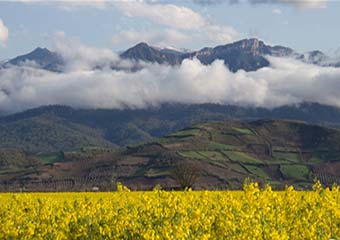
left=1, top=103, right=340, bottom=153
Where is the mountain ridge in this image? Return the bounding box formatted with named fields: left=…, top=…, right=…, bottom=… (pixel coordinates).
left=2, top=38, right=339, bottom=72
left=1, top=102, right=340, bottom=153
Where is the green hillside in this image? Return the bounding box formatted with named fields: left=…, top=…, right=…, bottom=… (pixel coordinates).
left=0, top=114, right=113, bottom=152
left=2, top=103, right=340, bottom=153
left=1, top=119, right=340, bottom=191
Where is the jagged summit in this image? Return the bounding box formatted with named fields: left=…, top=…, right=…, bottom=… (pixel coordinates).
left=229, top=38, right=266, bottom=51
left=120, top=38, right=298, bottom=72
left=220, top=38, right=294, bottom=56
left=120, top=42, right=184, bottom=65
left=130, top=42, right=150, bottom=49
left=33, top=47, right=49, bottom=51
left=2, top=38, right=339, bottom=73
left=188, top=38, right=285, bottom=71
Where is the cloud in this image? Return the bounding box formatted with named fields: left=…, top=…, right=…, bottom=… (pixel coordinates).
left=193, top=0, right=327, bottom=9
left=15, top=0, right=108, bottom=10
left=193, top=0, right=228, bottom=5
left=15, top=0, right=328, bottom=10
left=1, top=40, right=340, bottom=114
left=272, top=8, right=282, bottom=14
left=203, top=25, right=238, bottom=44
left=53, top=32, right=120, bottom=71
left=112, top=29, right=191, bottom=48
left=0, top=18, right=9, bottom=46
left=15, top=0, right=240, bottom=46
left=115, top=2, right=206, bottom=30
left=113, top=2, right=239, bottom=46
left=112, top=26, right=238, bottom=48
left=252, top=0, right=326, bottom=9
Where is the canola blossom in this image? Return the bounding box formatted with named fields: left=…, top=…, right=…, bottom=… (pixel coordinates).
left=0, top=182, right=340, bottom=239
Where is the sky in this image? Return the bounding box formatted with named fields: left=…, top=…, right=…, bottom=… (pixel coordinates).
left=2, top=0, right=340, bottom=114
left=0, top=0, right=340, bottom=59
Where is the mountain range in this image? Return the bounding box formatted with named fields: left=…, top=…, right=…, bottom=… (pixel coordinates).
left=2, top=38, right=340, bottom=154
left=2, top=39, right=340, bottom=190
left=1, top=38, right=339, bottom=72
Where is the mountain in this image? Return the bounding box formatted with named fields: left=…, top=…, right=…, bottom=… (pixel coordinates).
left=2, top=38, right=338, bottom=73
left=2, top=103, right=340, bottom=153
left=2, top=47, right=64, bottom=72
left=120, top=39, right=340, bottom=71
left=1, top=119, right=340, bottom=191
left=120, top=42, right=184, bottom=65
left=298, top=50, right=330, bottom=65
left=120, top=39, right=295, bottom=72
left=185, top=38, right=294, bottom=72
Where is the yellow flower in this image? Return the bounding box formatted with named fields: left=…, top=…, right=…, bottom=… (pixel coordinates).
left=0, top=183, right=340, bottom=239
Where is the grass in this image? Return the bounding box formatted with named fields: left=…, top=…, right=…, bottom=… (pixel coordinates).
left=308, top=154, right=324, bottom=163
left=240, top=135, right=262, bottom=145
left=207, top=160, right=229, bottom=169
left=280, top=165, right=310, bottom=180
left=169, top=128, right=200, bottom=137
left=266, top=180, right=285, bottom=188
left=232, top=127, right=253, bottom=135
left=145, top=168, right=170, bottom=177
left=274, top=152, right=301, bottom=163
left=243, top=165, right=269, bottom=179
left=197, top=151, right=226, bottom=161
left=0, top=169, right=26, bottom=175
left=206, top=142, right=236, bottom=151
left=80, top=146, right=106, bottom=152
left=272, top=146, right=301, bottom=152
left=134, top=166, right=147, bottom=177
left=178, top=151, right=207, bottom=160
left=310, top=152, right=340, bottom=162
left=156, top=137, right=173, bottom=144
left=228, top=163, right=248, bottom=174
left=159, top=135, right=193, bottom=143
left=224, top=151, right=263, bottom=164
left=38, top=153, right=62, bottom=164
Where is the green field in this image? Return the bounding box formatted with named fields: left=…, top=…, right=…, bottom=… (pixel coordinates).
left=232, top=127, right=254, bottom=135
left=274, top=152, right=301, bottom=163
left=280, top=165, right=310, bottom=180
left=224, top=151, right=263, bottom=164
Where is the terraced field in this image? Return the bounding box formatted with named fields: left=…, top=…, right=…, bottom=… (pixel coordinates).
left=1, top=119, right=340, bottom=191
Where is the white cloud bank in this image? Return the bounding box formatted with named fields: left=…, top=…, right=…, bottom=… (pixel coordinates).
left=0, top=18, right=9, bottom=45
left=1, top=40, right=340, bottom=114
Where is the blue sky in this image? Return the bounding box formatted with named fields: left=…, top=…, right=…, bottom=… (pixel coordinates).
left=0, top=0, right=339, bottom=59
left=3, top=1, right=340, bottom=113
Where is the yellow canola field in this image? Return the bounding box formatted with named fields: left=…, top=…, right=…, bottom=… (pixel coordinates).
left=0, top=182, right=340, bottom=240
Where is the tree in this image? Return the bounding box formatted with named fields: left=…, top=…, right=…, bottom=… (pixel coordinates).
left=172, top=160, right=200, bottom=190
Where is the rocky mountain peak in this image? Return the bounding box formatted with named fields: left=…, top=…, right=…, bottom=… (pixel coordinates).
left=232, top=38, right=266, bottom=55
